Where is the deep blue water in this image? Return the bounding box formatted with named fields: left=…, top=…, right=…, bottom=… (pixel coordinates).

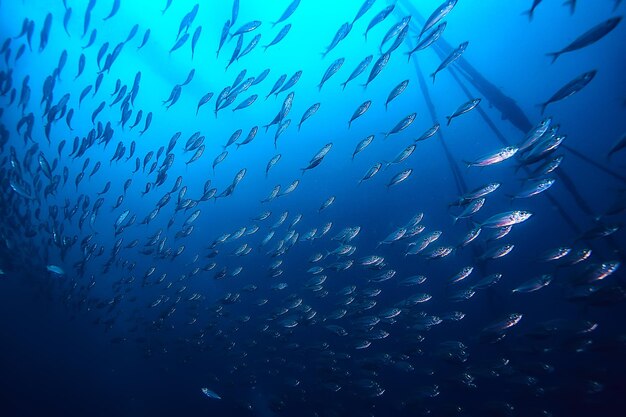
left=1, top=0, right=626, bottom=416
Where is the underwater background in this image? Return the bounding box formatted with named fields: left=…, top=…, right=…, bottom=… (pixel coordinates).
left=1, top=0, right=626, bottom=416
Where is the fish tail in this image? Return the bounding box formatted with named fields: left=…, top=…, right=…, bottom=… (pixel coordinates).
left=521, top=10, right=534, bottom=21
left=546, top=52, right=560, bottom=64
left=451, top=214, right=459, bottom=225
left=446, top=116, right=452, bottom=126
left=318, top=84, right=322, bottom=92
left=348, top=121, right=351, bottom=129
left=340, top=82, right=347, bottom=90
left=430, top=73, right=436, bottom=83
left=462, top=160, right=472, bottom=169
left=363, top=31, right=368, bottom=41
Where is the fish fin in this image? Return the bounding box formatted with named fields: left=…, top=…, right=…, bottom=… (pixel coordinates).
left=546, top=52, right=560, bottom=64
left=521, top=10, right=534, bottom=21
left=563, top=0, right=575, bottom=14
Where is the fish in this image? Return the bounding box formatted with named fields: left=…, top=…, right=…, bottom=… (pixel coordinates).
left=103, top=0, right=121, bottom=21
left=238, top=34, right=261, bottom=61
left=353, top=135, right=375, bottom=160
left=201, top=388, right=221, bottom=400
left=464, top=146, right=518, bottom=167
left=298, top=103, right=320, bottom=130
left=216, top=20, right=231, bottom=57
left=431, top=41, right=468, bottom=83
left=546, top=17, right=621, bottom=63
left=322, top=22, right=352, bottom=58
left=479, top=210, right=533, bottom=228
left=406, top=22, right=447, bottom=61
left=170, top=33, right=189, bottom=54
left=348, top=100, right=371, bottom=128
left=363, top=52, right=390, bottom=89
left=415, top=123, right=440, bottom=142
left=63, top=8, right=72, bottom=36
left=264, top=24, right=291, bottom=51
left=524, top=0, right=543, bottom=21
left=418, top=0, right=458, bottom=40
left=385, top=80, right=409, bottom=110
left=341, top=55, right=373, bottom=90
left=353, top=0, right=377, bottom=23
left=231, top=21, right=262, bottom=38
left=138, top=29, right=150, bottom=49
left=446, top=98, right=481, bottom=125
left=364, top=5, right=395, bottom=40
left=273, top=0, right=301, bottom=27
left=539, top=70, right=596, bottom=114
left=384, top=113, right=416, bottom=138
left=319, top=58, right=344, bottom=91
left=607, top=132, right=626, bottom=160
left=387, top=169, right=412, bottom=188
left=191, top=26, right=202, bottom=59
left=384, top=144, right=416, bottom=169
left=359, top=163, right=382, bottom=184
left=46, top=265, right=65, bottom=275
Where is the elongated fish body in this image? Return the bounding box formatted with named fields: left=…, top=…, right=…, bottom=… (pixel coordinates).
left=273, top=0, right=301, bottom=27
left=380, top=16, right=410, bottom=51
left=540, top=70, right=596, bottom=114
left=518, top=117, right=552, bottom=152
left=170, top=33, right=189, bottom=54
left=431, top=41, right=468, bottom=82
left=232, top=21, right=262, bottom=38
left=480, top=211, right=532, bottom=228
left=452, top=182, right=500, bottom=206
left=226, top=34, right=243, bottom=70
left=415, top=123, right=440, bottom=142
left=319, top=58, right=344, bottom=91
left=419, top=0, right=458, bottom=39
left=446, top=98, right=481, bottom=125
left=359, top=163, right=382, bottom=184
left=217, top=20, right=231, bottom=57
left=608, top=133, right=626, bottom=160
left=385, top=113, right=416, bottom=138
left=353, top=0, right=377, bottom=24
left=276, top=70, right=302, bottom=96
left=512, top=275, right=552, bottom=293
left=264, top=24, right=291, bottom=51
left=298, top=103, right=320, bottom=130
left=364, top=52, right=390, bottom=88
left=387, top=169, right=412, bottom=187
left=232, top=94, right=258, bottom=112
left=385, top=80, right=409, bottom=110
left=341, top=55, right=372, bottom=89
left=465, top=146, right=518, bottom=167
left=238, top=34, right=261, bottom=61
left=348, top=100, right=371, bottom=128
left=353, top=135, right=374, bottom=160
left=386, top=144, right=416, bottom=170
left=266, top=74, right=286, bottom=99
left=510, top=178, right=555, bottom=199
left=407, top=22, right=446, bottom=60
left=547, top=17, right=621, bottom=63
left=323, top=22, right=352, bottom=58
left=364, top=5, right=394, bottom=40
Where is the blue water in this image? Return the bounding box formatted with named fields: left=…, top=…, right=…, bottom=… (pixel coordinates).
left=1, top=0, right=625, bottom=416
